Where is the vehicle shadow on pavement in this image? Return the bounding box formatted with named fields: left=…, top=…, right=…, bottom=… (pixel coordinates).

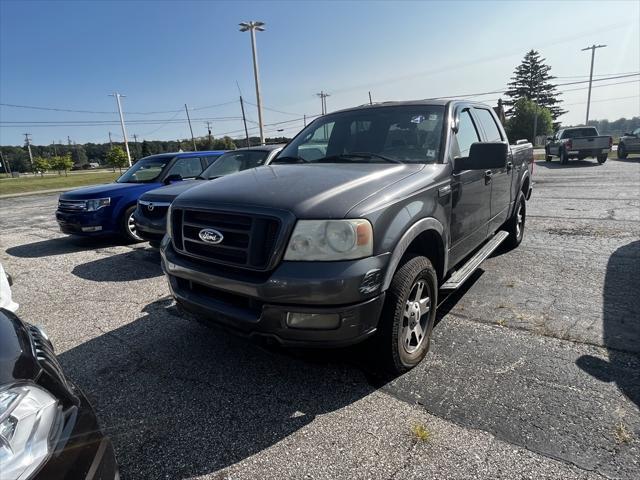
left=71, top=248, right=163, bottom=282
left=59, top=298, right=376, bottom=479
left=536, top=160, right=600, bottom=169
left=5, top=236, right=129, bottom=258
left=576, top=240, right=640, bottom=409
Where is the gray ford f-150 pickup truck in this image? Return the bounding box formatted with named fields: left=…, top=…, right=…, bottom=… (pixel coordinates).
left=545, top=126, right=612, bottom=164
left=160, top=99, right=533, bottom=373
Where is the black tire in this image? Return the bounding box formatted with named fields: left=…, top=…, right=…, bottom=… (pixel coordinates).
left=149, top=240, right=161, bottom=249
left=120, top=205, right=144, bottom=243
left=559, top=149, right=569, bottom=165
left=617, top=144, right=627, bottom=159
left=597, top=154, right=607, bottom=164
left=504, top=193, right=526, bottom=249
left=377, top=255, right=438, bottom=374
left=545, top=147, right=552, bottom=161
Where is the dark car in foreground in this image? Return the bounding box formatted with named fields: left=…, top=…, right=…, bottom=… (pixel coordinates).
left=56, top=150, right=225, bottom=242
left=133, top=144, right=284, bottom=247
left=0, top=307, right=118, bottom=479
left=617, top=128, right=640, bottom=159
left=161, top=99, right=533, bottom=373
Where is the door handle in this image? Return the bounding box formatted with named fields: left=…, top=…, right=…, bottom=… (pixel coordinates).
left=506, top=161, right=513, bottom=172
left=484, top=170, right=493, bottom=184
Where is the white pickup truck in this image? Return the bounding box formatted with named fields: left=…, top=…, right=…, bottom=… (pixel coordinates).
left=545, top=126, right=612, bottom=165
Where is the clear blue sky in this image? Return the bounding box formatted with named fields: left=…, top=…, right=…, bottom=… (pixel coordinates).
left=1, top=0, right=638, bottom=146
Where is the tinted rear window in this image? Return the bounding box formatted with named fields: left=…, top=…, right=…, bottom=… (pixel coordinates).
left=563, top=128, right=598, bottom=138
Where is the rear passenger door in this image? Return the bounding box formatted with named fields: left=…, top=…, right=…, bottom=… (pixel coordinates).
left=472, top=107, right=512, bottom=232
left=450, top=108, right=491, bottom=266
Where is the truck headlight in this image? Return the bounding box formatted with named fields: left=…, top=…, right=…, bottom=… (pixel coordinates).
left=0, top=383, right=60, bottom=480
left=284, top=219, right=373, bottom=261
left=85, top=198, right=110, bottom=211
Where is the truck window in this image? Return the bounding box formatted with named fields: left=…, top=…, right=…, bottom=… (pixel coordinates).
left=454, top=110, right=480, bottom=158
left=473, top=108, right=503, bottom=142
left=563, top=128, right=598, bottom=138
left=201, top=150, right=270, bottom=178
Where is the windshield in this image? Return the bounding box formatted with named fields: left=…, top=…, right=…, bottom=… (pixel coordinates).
left=200, top=150, right=271, bottom=179
left=116, top=155, right=174, bottom=183
left=277, top=105, right=445, bottom=164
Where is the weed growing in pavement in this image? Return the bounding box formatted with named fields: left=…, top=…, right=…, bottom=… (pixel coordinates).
left=411, top=424, right=431, bottom=442
left=614, top=423, right=633, bottom=444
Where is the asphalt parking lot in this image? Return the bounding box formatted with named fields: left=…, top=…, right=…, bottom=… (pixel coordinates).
left=1, top=156, right=639, bottom=479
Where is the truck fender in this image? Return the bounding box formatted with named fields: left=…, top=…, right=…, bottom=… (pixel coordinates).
left=382, top=217, right=447, bottom=291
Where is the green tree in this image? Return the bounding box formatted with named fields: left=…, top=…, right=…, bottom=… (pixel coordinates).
left=71, top=144, right=88, bottom=168
left=106, top=146, right=129, bottom=173
left=33, top=157, right=51, bottom=177
left=141, top=140, right=152, bottom=157
left=50, top=154, right=74, bottom=176
left=505, top=98, right=553, bottom=143
left=504, top=50, right=565, bottom=121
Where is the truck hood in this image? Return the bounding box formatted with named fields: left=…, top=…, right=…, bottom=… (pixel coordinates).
left=173, top=163, right=424, bottom=218
left=138, top=179, right=201, bottom=203
left=59, top=182, right=162, bottom=200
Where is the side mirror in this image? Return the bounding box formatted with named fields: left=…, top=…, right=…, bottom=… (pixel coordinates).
left=454, top=142, right=508, bottom=172
left=164, top=174, right=182, bottom=185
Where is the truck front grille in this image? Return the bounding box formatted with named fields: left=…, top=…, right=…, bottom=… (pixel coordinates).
left=171, top=208, right=282, bottom=271
left=138, top=201, right=169, bottom=220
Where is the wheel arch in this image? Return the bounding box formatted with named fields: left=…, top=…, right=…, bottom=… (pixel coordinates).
left=382, top=218, right=447, bottom=291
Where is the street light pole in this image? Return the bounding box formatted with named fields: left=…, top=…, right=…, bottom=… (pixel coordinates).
left=110, top=92, right=132, bottom=166
left=239, top=21, right=266, bottom=145
left=581, top=44, right=606, bottom=124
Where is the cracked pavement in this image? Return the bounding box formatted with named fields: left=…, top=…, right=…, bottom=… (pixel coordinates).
left=0, top=157, right=638, bottom=479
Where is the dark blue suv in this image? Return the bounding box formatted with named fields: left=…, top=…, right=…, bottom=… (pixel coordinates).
left=56, top=150, right=225, bottom=241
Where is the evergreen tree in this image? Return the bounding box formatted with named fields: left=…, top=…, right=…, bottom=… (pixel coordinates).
left=504, top=50, right=565, bottom=121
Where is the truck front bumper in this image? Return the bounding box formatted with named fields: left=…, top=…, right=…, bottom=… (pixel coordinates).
left=161, top=239, right=389, bottom=347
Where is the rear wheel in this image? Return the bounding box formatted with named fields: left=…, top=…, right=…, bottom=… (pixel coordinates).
left=560, top=149, right=569, bottom=165
left=377, top=255, right=437, bottom=374
left=597, top=154, right=608, bottom=164
left=504, top=193, right=526, bottom=249
left=617, top=144, right=627, bottom=159
left=121, top=205, right=143, bottom=242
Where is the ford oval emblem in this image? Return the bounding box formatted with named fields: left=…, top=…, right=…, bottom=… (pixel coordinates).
left=199, top=228, right=224, bottom=244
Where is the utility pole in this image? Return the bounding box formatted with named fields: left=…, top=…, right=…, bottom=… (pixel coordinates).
left=581, top=44, right=607, bottom=124
left=109, top=92, right=132, bottom=166
left=206, top=121, right=213, bottom=147
left=239, top=95, right=251, bottom=147
left=239, top=21, right=266, bottom=145
left=108, top=131, right=113, bottom=149
left=316, top=91, right=330, bottom=114
left=0, top=150, right=11, bottom=176
left=303, top=114, right=306, bottom=127
left=184, top=104, right=197, bottom=151
left=132, top=133, right=139, bottom=159
left=369, top=91, right=373, bottom=105
left=23, top=133, right=34, bottom=168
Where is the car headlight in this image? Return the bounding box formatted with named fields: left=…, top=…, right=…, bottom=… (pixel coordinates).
left=284, top=219, right=373, bottom=261
left=85, top=198, right=110, bottom=211
left=0, top=383, right=60, bottom=480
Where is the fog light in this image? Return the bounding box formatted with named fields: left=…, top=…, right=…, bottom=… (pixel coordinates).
left=286, top=312, right=340, bottom=330
left=81, top=226, right=102, bottom=232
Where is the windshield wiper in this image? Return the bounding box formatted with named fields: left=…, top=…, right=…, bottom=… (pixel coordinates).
left=271, top=155, right=308, bottom=164
left=317, top=152, right=403, bottom=164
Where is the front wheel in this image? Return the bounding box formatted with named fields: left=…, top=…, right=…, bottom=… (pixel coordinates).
left=597, top=154, right=607, bottom=164
left=617, top=144, right=627, bottom=159
left=121, top=205, right=144, bottom=243
left=377, top=255, right=437, bottom=374
left=504, top=193, right=526, bottom=249
left=545, top=147, right=552, bottom=161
